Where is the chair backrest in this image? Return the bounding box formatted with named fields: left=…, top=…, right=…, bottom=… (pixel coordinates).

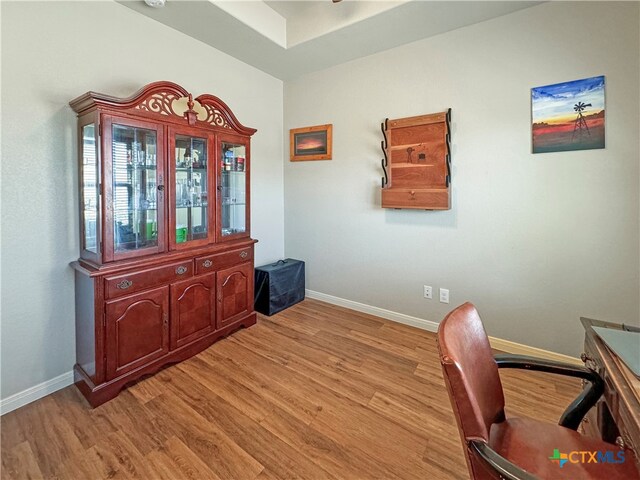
left=437, top=302, right=506, bottom=443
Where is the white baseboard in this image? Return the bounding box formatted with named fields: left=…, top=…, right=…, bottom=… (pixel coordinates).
left=0, top=371, right=74, bottom=416
left=488, top=337, right=582, bottom=365
left=0, top=291, right=583, bottom=416
left=305, top=289, right=441, bottom=333
left=305, top=289, right=582, bottom=366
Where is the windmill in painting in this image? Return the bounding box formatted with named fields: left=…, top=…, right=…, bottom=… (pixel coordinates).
left=532, top=76, right=605, bottom=153
left=572, top=101, right=592, bottom=140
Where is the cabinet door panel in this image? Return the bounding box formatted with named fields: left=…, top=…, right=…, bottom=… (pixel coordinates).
left=217, top=135, right=250, bottom=242
left=216, top=262, right=253, bottom=329
left=168, top=128, right=215, bottom=251
left=170, top=274, right=216, bottom=349
left=105, top=286, right=169, bottom=380
left=102, top=115, right=166, bottom=262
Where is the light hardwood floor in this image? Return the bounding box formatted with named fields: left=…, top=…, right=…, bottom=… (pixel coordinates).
left=1, top=299, right=580, bottom=479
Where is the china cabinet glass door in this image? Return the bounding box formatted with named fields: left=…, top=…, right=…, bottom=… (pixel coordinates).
left=104, top=117, right=165, bottom=261
left=218, top=139, right=249, bottom=240
left=169, top=129, right=213, bottom=249
left=80, top=121, right=99, bottom=259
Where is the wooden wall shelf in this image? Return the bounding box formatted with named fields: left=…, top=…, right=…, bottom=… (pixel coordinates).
left=381, top=109, right=451, bottom=210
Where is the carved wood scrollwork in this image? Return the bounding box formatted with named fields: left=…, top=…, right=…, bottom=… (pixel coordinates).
left=69, top=81, right=257, bottom=136
left=200, top=103, right=232, bottom=129
left=135, top=92, right=181, bottom=117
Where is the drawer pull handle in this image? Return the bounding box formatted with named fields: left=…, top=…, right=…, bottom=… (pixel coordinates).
left=240, top=251, right=248, bottom=259
left=116, top=279, right=133, bottom=290
left=202, top=260, right=213, bottom=268
left=175, top=266, right=188, bottom=275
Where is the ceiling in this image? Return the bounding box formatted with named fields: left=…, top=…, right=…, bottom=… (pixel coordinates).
left=119, top=0, right=541, bottom=80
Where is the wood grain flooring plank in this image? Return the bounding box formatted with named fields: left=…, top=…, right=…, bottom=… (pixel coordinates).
left=199, top=345, right=324, bottom=424
left=288, top=300, right=386, bottom=335
left=259, top=403, right=403, bottom=480
left=144, top=448, right=198, bottom=480
left=313, top=329, right=419, bottom=374
left=16, top=396, right=84, bottom=478
left=98, top=393, right=175, bottom=456
left=171, top=384, right=337, bottom=480
left=367, top=391, right=457, bottom=441
left=144, top=393, right=264, bottom=480
left=70, top=430, right=150, bottom=479
left=125, top=373, right=168, bottom=405
left=263, top=309, right=322, bottom=336
left=421, top=439, right=468, bottom=480
left=223, top=330, right=376, bottom=406
left=51, top=386, right=119, bottom=451
left=378, top=321, right=434, bottom=348
left=147, top=436, right=224, bottom=480
left=176, top=355, right=275, bottom=423
left=347, top=330, right=420, bottom=362
left=1, top=441, right=44, bottom=480
left=1, top=299, right=583, bottom=480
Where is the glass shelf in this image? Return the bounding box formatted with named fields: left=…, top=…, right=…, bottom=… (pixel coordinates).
left=176, top=203, right=209, bottom=209
left=176, top=167, right=207, bottom=173
left=126, top=164, right=157, bottom=169
left=113, top=208, right=157, bottom=213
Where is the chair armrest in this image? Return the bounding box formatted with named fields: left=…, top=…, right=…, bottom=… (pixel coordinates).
left=494, top=353, right=604, bottom=430
left=469, top=439, right=539, bottom=480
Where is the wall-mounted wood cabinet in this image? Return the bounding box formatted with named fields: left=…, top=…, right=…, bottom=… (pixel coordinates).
left=381, top=109, right=451, bottom=210
left=70, top=82, right=257, bottom=406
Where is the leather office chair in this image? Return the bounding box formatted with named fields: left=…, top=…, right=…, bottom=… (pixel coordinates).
left=437, top=302, right=639, bottom=480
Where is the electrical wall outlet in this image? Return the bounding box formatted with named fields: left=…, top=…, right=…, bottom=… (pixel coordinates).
left=423, top=285, right=432, bottom=299
left=439, top=288, right=450, bottom=304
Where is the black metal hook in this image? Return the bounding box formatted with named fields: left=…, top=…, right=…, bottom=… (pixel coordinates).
left=381, top=158, right=388, bottom=187
left=445, top=108, right=452, bottom=187
left=381, top=118, right=390, bottom=188
left=380, top=119, right=389, bottom=154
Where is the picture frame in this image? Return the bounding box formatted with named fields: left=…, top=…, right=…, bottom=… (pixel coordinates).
left=531, top=75, right=605, bottom=154
left=290, top=124, right=333, bottom=161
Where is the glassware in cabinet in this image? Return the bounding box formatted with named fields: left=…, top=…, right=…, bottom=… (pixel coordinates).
left=103, top=116, right=165, bottom=261
left=219, top=141, right=248, bottom=239
left=170, top=131, right=214, bottom=249
left=81, top=122, right=99, bottom=256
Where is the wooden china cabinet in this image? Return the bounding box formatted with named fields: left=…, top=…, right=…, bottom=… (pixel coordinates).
left=70, top=82, right=257, bottom=407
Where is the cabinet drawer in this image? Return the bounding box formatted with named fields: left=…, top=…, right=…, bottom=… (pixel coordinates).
left=381, top=188, right=449, bottom=210
left=105, top=260, right=194, bottom=299
left=195, top=247, right=253, bottom=275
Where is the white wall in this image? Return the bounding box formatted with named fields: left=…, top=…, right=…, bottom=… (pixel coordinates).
left=284, top=1, right=640, bottom=357
left=0, top=1, right=284, bottom=400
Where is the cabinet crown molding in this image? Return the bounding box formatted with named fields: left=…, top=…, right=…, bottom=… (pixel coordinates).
left=69, top=81, right=257, bottom=136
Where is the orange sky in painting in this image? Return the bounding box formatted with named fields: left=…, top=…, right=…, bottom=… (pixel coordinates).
left=296, top=138, right=324, bottom=150
left=532, top=117, right=604, bottom=135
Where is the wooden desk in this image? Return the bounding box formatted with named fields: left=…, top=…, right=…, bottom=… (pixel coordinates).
left=581, top=317, right=640, bottom=470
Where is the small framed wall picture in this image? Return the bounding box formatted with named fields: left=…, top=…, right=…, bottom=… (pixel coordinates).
left=290, top=124, right=333, bottom=161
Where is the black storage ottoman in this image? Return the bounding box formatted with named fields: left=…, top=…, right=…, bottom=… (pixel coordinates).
left=254, top=259, right=305, bottom=316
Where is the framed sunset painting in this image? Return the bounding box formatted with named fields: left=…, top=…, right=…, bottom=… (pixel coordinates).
left=290, top=124, right=332, bottom=161
left=531, top=75, right=605, bottom=154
